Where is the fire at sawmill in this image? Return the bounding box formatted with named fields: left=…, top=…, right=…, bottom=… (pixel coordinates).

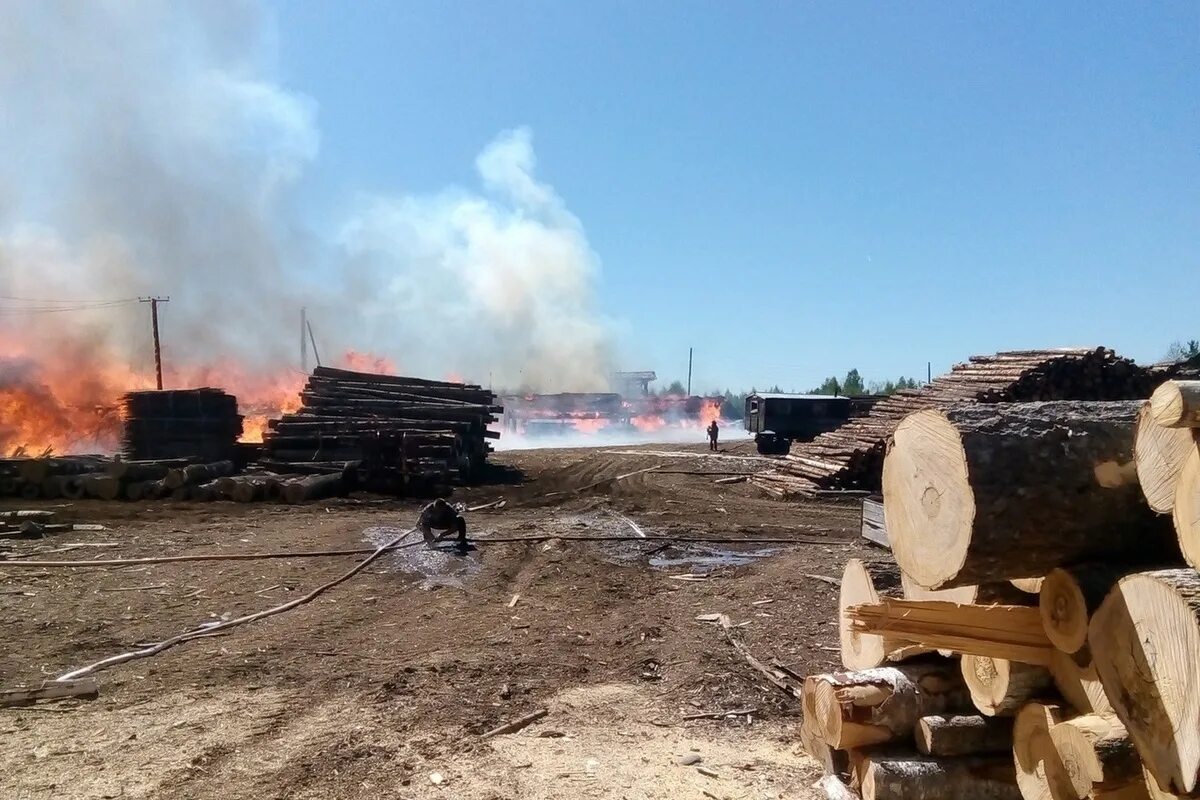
left=3, top=4, right=1197, bottom=797
left=0, top=364, right=504, bottom=504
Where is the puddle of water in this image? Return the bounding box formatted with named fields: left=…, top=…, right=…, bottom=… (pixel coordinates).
left=364, top=525, right=482, bottom=588
left=648, top=543, right=779, bottom=570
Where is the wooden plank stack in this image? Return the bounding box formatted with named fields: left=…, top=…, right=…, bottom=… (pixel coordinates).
left=262, top=366, right=501, bottom=493
left=754, top=348, right=1162, bottom=498
left=120, top=389, right=243, bottom=463
left=801, top=398, right=1200, bottom=800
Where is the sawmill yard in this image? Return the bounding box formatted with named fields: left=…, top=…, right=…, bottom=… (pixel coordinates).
left=1, top=441, right=863, bottom=800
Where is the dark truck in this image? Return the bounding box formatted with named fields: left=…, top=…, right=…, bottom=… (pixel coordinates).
left=744, top=393, right=878, bottom=455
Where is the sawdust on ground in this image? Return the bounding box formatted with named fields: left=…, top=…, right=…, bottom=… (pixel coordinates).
left=0, top=440, right=868, bottom=799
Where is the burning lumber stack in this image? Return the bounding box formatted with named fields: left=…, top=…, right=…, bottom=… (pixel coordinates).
left=120, top=389, right=243, bottom=463
left=754, top=347, right=1161, bottom=498
left=800, top=399, right=1200, bottom=800
left=262, top=366, right=501, bottom=493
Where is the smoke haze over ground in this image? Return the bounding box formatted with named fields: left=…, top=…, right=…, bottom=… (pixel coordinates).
left=0, top=1, right=613, bottom=392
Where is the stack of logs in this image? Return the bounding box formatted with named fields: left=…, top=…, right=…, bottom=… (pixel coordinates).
left=262, top=366, right=501, bottom=493
left=802, top=396, right=1200, bottom=800
left=754, top=347, right=1163, bottom=498
left=0, top=455, right=109, bottom=500
left=120, top=389, right=243, bottom=463
left=0, top=455, right=349, bottom=504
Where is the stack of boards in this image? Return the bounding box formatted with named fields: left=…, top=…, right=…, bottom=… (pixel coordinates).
left=120, top=389, right=243, bottom=463
left=262, top=366, right=502, bottom=492
left=802, top=382, right=1200, bottom=800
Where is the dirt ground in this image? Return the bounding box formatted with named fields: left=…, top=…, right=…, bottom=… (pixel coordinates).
left=0, top=440, right=873, bottom=800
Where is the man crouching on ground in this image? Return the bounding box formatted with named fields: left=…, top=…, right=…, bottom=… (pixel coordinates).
left=417, top=498, right=468, bottom=550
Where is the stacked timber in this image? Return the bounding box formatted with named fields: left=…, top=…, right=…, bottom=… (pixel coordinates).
left=120, top=389, right=243, bottom=463
left=754, top=347, right=1161, bottom=498
left=800, top=400, right=1196, bottom=800
left=0, top=455, right=108, bottom=500
left=262, top=366, right=501, bottom=493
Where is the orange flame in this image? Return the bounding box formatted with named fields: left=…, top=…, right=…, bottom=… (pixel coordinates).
left=340, top=350, right=397, bottom=375
left=630, top=415, right=665, bottom=432
left=573, top=417, right=610, bottom=434
left=0, top=335, right=403, bottom=453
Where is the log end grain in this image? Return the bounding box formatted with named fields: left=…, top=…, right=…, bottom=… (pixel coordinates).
left=1136, top=403, right=1199, bottom=513
left=1174, top=449, right=1200, bottom=571
left=1089, top=569, right=1200, bottom=796
left=883, top=409, right=973, bottom=589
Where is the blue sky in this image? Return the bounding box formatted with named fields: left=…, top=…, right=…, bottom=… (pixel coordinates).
left=273, top=1, right=1198, bottom=393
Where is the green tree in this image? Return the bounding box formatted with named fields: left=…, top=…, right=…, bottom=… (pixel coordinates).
left=842, top=369, right=865, bottom=395
left=1166, top=339, right=1200, bottom=361
left=662, top=380, right=687, bottom=396
left=811, top=376, right=841, bottom=395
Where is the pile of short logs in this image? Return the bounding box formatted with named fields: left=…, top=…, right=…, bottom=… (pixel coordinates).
left=754, top=347, right=1162, bottom=498
left=0, top=455, right=109, bottom=500
left=120, top=389, right=243, bottom=463
left=0, top=455, right=350, bottom=504
left=802, top=397, right=1200, bottom=800
left=262, top=366, right=501, bottom=493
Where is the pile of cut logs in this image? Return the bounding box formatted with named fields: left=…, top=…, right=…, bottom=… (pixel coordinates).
left=803, top=391, right=1200, bottom=800
left=262, top=366, right=501, bottom=493
left=754, top=347, right=1163, bottom=498
left=0, top=455, right=350, bottom=504
left=0, top=455, right=109, bottom=500
left=120, top=389, right=243, bottom=463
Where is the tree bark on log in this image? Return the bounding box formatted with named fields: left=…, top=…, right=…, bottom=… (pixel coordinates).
left=1150, top=381, right=1200, bottom=428
left=1040, top=565, right=1137, bottom=655
left=282, top=472, right=345, bottom=504
left=961, top=656, right=1054, bottom=717
left=916, top=714, right=1014, bottom=756
left=883, top=402, right=1175, bottom=589
left=1014, top=702, right=1066, bottom=800
left=164, top=460, right=234, bottom=489
left=1135, top=403, right=1199, bottom=513
left=84, top=475, right=122, bottom=501
left=861, top=754, right=1021, bottom=800
left=807, top=660, right=970, bottom=749
left=1173, top=449, right=1200, bottom=571
left=841, top=558, right=930, bottom=669
left=1089, top=568, right=1200, bottom=796
left=1045, top=714, right=1145, bottom=799
left=231, top=478, right=266, bottom=503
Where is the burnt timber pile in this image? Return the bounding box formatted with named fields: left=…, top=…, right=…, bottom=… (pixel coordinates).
left=120, top=389, right=243, bottom=463
left=801, top=397, right=1200, bottom=800
left=262, top=366, right=501, bottom=493
left=755, top=347, right=1161, bottom=497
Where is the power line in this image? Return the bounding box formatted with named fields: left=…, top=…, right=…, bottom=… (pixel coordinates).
left=0, top=299, right=140, bottom=316
left=0, top=294, right=140, bottom=304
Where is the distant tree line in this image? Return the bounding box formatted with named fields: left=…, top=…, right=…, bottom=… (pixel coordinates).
left=810, top=368, right=921, bottom=396
left=1166, top=339, right=1200, bottom=361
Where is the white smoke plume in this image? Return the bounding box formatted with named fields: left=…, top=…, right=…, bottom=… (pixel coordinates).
left=0, top=1, right=611, bottom=392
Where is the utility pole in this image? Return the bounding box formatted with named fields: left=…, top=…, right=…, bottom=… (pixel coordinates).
left=300, top=307, right=308, bottom=373
left=307, top=319, right=322, bottom=367
left=687, top=347, right=693, bottom=397
left=927, top=361, right=932, bottom=385
left=139, top=296, right=169, bottom=390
